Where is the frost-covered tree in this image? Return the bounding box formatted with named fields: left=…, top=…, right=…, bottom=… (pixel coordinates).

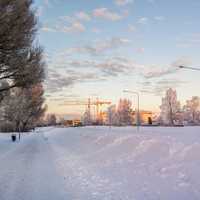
left=0, top=0, right=45, bottom=94
left=46, top=114, right=57, bottom=126
left=0, top=84, right=46, bottom=132
left=117, top=99, right=133, bottom=126
left=160, top=88, right=181, bottom=126
left=82, top=109, right=91, bottom=125
left=183, top=96, right=200, bottom=124
left=107, top=105, right=119, bottom=126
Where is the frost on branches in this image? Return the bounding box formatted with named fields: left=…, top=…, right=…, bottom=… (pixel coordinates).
left=183, top=96, right=200, bottom=125
left=160, top=88, right=181, bottom=126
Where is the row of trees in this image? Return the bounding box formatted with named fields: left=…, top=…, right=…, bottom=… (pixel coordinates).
left=107, top=99, right=133, bottom=126
left=0, top=0, right=46, bottom=132
left=82, top=89, right=200, bottom=127
left=107, top=89, right=200, bottom=126
left=160, top=88, right=200, bottom=126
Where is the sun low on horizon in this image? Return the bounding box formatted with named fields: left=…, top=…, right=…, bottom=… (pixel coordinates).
left=35, top=0, right=200, bottom=117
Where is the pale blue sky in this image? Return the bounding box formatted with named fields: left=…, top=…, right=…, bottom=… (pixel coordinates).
left=34, top=0, right=200, bottom=115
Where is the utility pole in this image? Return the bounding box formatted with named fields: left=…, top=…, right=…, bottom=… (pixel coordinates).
left=87, top=98, right=91, bottom=125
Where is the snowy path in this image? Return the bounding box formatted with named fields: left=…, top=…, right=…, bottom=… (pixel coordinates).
left=0, top=131, right=69, bottom=200
left=0, top=126, right=200, bottom=200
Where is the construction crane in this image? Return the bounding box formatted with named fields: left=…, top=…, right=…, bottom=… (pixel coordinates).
left=60, top=98, right=111, bottom=123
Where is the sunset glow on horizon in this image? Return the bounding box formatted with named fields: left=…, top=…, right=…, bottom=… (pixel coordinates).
left=35, top=0, right=200, bottom=116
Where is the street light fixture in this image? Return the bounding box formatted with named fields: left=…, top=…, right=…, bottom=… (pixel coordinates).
left=123, top=90, right=140, bottom=132
left=179, top=65, right=200, bottom=71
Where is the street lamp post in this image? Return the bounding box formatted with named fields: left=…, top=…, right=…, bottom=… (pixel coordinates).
left=123, top=90, right=140, bottom=132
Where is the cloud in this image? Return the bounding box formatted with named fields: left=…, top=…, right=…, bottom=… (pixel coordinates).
left=143, top=65, right=179, bottom=79
left=136, top=47, right=145, bottom=53
left=95, top=57, right=137, bottom=77
left=75, top=11, right=91, bottom=21
left=65, top=56, right=140, bottom=78
left=45, top=69, right=100, bottom=93
left=153, top=79, right=186, bottom=95
left=41, top=21, right=85, bottom=33
left=137, top=17, right=149, bottom=25
left=45, top=53, right=140, bottom=94
left=41, top=7, right=126, bottom=35
left=128, top=24, right=136, bottom=32
left=114, top=0, right=134, bottom=6
left=58, top=8, right=126, bottom=23
left=154, top=16, right=165, bottom=21
left=46, top=93, right=80, bottom=101
left=142, top=57, right=191, bottom=79
left=142, top=58, right=190, bottom=79
left=133, top=16, right=164, bottom=27
left=140, top=79, right=186, bottom=96
left=93, top=8, right=124, bottom=21
left=41, top=10, right=90, bottom=34
left=62, top=21, right=85, bottom=33
left=64, top=37, right=131, bottom=56
left=41, top=25, right=56, bottom=32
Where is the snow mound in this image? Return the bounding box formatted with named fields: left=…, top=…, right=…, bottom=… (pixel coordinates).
left=180, top=143, right=200, bottom=162
left=130, top=139, right=170, bottom=164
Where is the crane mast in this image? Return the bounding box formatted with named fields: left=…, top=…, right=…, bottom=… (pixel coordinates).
left=61, top=98, right=111, bottom=124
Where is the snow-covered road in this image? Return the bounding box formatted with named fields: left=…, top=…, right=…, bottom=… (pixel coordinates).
left=1, top=126, right=200, bottom=200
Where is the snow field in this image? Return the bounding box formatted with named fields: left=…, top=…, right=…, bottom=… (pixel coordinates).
left=0, top=126, right=200, bottom=199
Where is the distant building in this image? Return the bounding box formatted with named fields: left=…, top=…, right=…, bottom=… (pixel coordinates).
left=131, top=110, right=154, bottom=125
left=61, top=119, right=82, bottom=127
left=98, top=111, right=108, bottom=125
left=140, top=111, right=153, bottom=125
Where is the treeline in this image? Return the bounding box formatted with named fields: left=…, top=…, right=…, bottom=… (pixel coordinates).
left=159, top=88, right=200, bottom=126
left=0, top=0, right=46, bottom=132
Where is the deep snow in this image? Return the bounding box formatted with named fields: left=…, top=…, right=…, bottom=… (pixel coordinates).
left=0, top=126, right=200, bottom=200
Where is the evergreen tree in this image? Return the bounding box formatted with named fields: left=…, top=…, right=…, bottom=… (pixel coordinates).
left=0, top=0, right=45, bottom=94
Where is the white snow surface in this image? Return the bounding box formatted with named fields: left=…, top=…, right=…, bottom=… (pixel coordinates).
left=0, top=126, right=200, bottom=200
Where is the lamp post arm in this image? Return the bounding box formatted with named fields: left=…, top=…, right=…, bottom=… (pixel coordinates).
left=179, top=66, right=200, bottom=71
